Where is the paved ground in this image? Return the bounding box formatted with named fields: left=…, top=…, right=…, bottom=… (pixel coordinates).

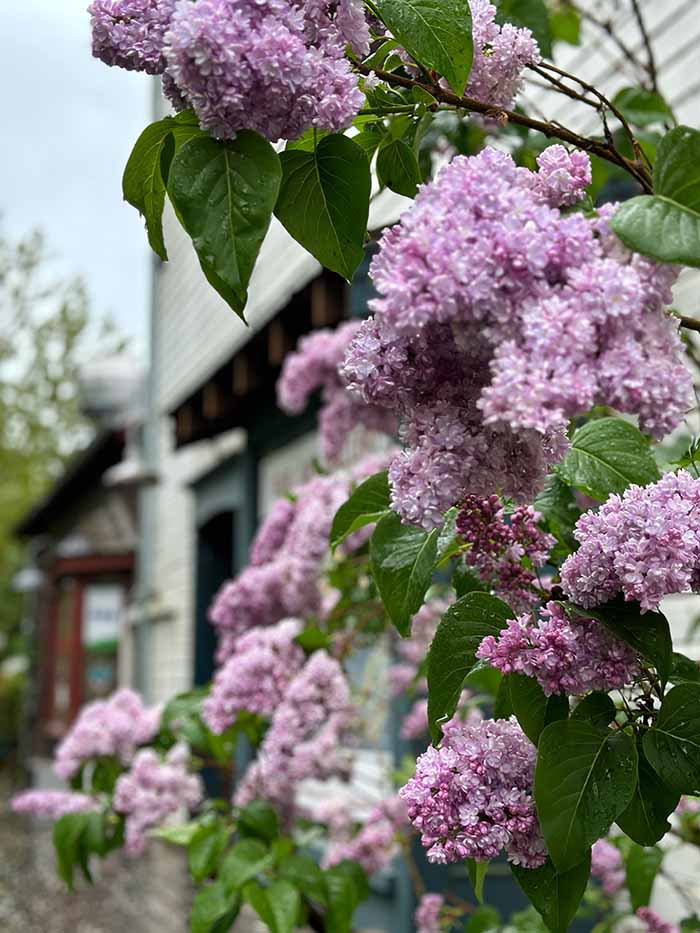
left=0, top=773, right=263, bottom=933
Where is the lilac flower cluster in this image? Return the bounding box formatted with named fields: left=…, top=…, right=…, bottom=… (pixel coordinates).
left=456, top=495, right=554, bottom=610
left=203, top=619, right=305, bottom=733
left=343, top=147, right=690, bottom=528
left=277, top=322, right=396, bottom=464
left=113, top=743, right=203, bottom=856
left=324, top=795, right=408, bottom=875
left=209, top=454, right=389, bottom=660
left=591, top=839, right=625, bottom=895
left=561, top=470, right=700, bottom=613
left=415, top=893, right=445, bottom=933
left=234, top=651, right=354, bottom=819
left=11, top=790, right=99, bottom=820
left=400, top=717, right=546, bottom=867
left=54, top=688, right=161, bottom=781
left=637, top=908, right=680, bottom=933
left=90, top=0, right=369, bottom=141
left=477, top=601, right=639, bottom=696
left=89, top=0, right=175, bottom=74
left=465, top=0, right=540, bottom=108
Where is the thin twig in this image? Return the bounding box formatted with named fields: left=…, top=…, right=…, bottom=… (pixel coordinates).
left=673, top=312, right=700, bottom=334
left=630, top=0, right=659, bottom=92
left=572, top=2, right=648, bottom=85
left=353, top=63, right=654, bottom=192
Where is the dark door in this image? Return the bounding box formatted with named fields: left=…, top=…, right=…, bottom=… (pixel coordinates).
left=194, top=511, right=234, bottom=686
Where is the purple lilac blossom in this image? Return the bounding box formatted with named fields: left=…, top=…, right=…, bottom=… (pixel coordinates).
left=415, top=894, right=445, bottom=933
left=163, top=0, right=365, bottom=140
left=591, top=840, right=625, bottom=895
left=323, top=795, right=408, bottom=875
left=637, top=908, right=680, bottom=933
left=343, top=147, right=690, bottom=528
left=477, top=601, right=640, bottom=696
left=203, top=619, right=305, bottom=733
left=400, top=717, right=546, bottom=867
left=561, top=470, right=700, bottom=612
left=89, top=0, right=175, bottom=73
left=234, top=651, right=355, bottom=820
left=209, top=453, right=391, bottom=660
left=11, top=790, right=99, bottom=820
left=113, top=743, right=203, bottom=856
left=456, top=495, right=554, bottom=610
left=54, top=688, right=161, bottom=781
left=277, top=322, right=396, bottom=464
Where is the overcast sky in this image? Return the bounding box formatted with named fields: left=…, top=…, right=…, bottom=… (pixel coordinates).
left=1, top=1, right=152, bottom=355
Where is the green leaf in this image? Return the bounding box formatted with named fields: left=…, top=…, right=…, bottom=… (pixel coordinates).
left=511, top=854, right=591, bottom=933
left=236, top=801, right=280, bottom=843
left=188, top=822, right=229, bottom=884
left=495, top=0, right=552, bottom=58
left=568, top=597, right=672, bottom=683
left=123, top=118, right=177, bottom=261
left=612, top=88, right=673, bottom=128
left=278, top=854, right=327, bottom=903
left=190, top=883, right=240, bottom=933
left=151, top=821, right=202, bottom=847
left=612, top=195, right=700, bottom=268
left=466, top=858, right=489, bottom=903
left=617, top=742, right=680, bottom=846
left=295, top=625, right=332, bottom=654
left=557, top=417, right=659, bottom=501
left=427, top=592, right=513, bottom=741
left=670, top=652, right=700, bottom=685
left=322, top=862, right=368, bottom=933
left=655, top=126, right=700, bottom=210
left=464, top=906, right=501, bottom=933
left=373, top=0, right=473, bottom=95
left=219, top=839, right=273, bottom=892
left=625, top=844, right=663, bottom=910
left=353, top=130, right=385, bottom=160
left=549, top=5, right=580, bottom=45
left=452, top=564, right=483, bottom=598
left=643, top=683, right=700, bottom=794
left=330, top=471, right=390, bottom=551
left=369, top=511, right=439, bottom=637
left=53, top=813, right=89, bottom=890
left=168, top=132, right=282, bottom=319
left=535, top=720, right=638, bottom=871
left=571, top=692, right=616, bottom=731
left=377, top=138, right=422, bottom=197
left=681, top=918, right=700, bottom=932
left=533, top=474, right=579, bottom=547
left=436, top=507, right=463, bottom=566
left=244, top=880, right=300, bottom=933
left=498, top=673, right=568, bottom=745
left=275, top=134, right=370, bottom=281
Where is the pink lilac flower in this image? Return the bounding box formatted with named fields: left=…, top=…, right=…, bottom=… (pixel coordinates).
left=528, top=145, right=592, bottom=206
left=324, top=795, right=408, bottom=875
left=465, top=0, right=540, bottom=107
left=277, top=322, right=396, bottom=464
left=203, top=619, right=306, bottom=733
left=561, top=470, right=700, bottom=613
left=415, top=893, right=445, bottom=933
left=637, top=908, right=680, bottom=933
left=477, top=601, right=639, bottom=696
left=209, top=454, right=390, bottom=659
left=456, top=495, right=554, bottom=610
left=591, top=840, right=625, bottom=895
left=11, top=790, right=99, bottom=820
left=400, top=717, right=546, bottom=867
left=163, top=0, right=365, bottom=140
left=89, top=0, right=175, bottom=74
left=54, top=688, right=161, bottom=781
left=113, top=743, right=203, bottom=856
left=234, top=651, right=354, bottom=821
left=343, top=147, right=690, bottom=528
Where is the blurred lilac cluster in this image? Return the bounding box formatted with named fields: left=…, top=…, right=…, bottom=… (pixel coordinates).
left=11, top=790, right=99, bottom=820
left=54, top=688, right=161, bottom=780
left=323, top=794, right=408, bottom=875
left=113, top=742, right=203, bottom=855
left=343, top=146, right=690, bottom=528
